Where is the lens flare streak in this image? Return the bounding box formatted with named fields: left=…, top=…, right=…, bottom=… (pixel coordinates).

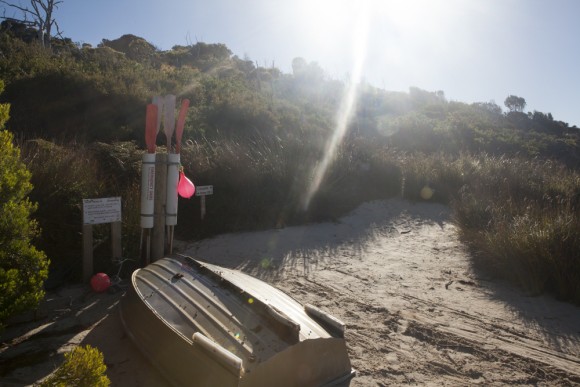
left=304, top=2, right=370, bottom=210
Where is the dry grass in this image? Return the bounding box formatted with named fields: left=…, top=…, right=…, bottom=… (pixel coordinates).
left=449, top=156, right=580, bottom=302
left=18, top=135, right=580, bottom=303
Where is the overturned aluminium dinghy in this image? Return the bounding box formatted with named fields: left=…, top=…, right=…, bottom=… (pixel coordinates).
left=119, top=256, right=355, bottom=387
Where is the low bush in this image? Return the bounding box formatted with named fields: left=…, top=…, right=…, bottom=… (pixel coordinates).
left=39, top=345, right=110, bottom=387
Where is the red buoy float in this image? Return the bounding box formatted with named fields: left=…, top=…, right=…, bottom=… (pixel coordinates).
left=91, top=272, right=111, bottom=293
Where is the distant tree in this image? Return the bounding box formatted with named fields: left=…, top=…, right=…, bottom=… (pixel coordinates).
left=530, top=110, right=550, bottom=123
left=163, top=42, right=232, bottom=71
left=291, top=57, right=324, bottom=84
left=99, top=34, right=157, bottom=63
left=291, top=57, right=307, bottom=76
left=504, top=95, right=526, bottom=113
left=0, top=0, right=62, bottom=47
left=472, top=101, right=503, bottom=116
left=409, top=87, right=446, bottom=107
left=0, top=18, right=37, bottom=42
left=0, top=80, right=49, bottom=329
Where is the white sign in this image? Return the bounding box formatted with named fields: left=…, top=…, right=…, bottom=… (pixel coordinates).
left=196, top=185, right=214, bottom=196
left=83, top=197, right=122, bottom=225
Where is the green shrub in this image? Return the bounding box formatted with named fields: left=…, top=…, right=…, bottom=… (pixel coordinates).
left=0, top=85, right=48, bottom=329
left=39, top=345, right=110, bottom=387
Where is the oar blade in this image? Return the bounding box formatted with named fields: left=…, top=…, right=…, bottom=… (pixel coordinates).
left=175, top=99, right=190, bottom=154
left=163, top=94, right=176, bottom=151
left=145, top=104, right=158, bottom=153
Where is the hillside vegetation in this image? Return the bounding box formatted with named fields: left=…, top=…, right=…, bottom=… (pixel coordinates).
left=0, top=26, right=579, bottom=304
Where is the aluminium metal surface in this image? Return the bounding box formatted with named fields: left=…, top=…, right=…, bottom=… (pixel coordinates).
left=119, top=255, right=354, bottom=386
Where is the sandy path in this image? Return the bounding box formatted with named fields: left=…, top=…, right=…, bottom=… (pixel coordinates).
left=2, top=199, right=579, bottom=386
left=184, top=199, right=580, bottom=386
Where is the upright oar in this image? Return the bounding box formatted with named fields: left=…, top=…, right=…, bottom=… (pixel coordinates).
left=153, top=95, right=164, bottom=136
left=140, top=104, right=158, bottom=264
left=163, top=95, right=176, bottom=151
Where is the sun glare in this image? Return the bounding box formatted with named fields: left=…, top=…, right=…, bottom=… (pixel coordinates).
left=378, top=0, right=453, bottom=32
left=297, top=0, right=455, bottom=39
left=303, top=1, right=370, bottom=211
left=290, top=0, right=461, bottom=78
left=299, top=0, right=464, bottom=210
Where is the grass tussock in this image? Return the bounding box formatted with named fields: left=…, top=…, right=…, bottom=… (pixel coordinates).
left=449, top=156, right=580, bottom=302
left=398, top=152, right=580, bottom=302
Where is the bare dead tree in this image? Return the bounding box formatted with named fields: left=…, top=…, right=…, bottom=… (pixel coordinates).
left=0, top=0, right=63, bottom=47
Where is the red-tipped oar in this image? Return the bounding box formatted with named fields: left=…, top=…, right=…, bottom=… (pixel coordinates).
left=163, top=94, right=176, bottom=151
left=145, top=104, right=158, bottom=153
left=175, top=99, right=190, bottom=154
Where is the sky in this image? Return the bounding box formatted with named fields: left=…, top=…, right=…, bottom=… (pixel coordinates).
left=3, top=0, right=579, bottom=126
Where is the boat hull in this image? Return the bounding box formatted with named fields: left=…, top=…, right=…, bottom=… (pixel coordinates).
left=119, top=256, right=354, bottom=386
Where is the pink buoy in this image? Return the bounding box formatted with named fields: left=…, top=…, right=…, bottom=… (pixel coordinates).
left=178, top=170, right=195, bottom=198
left=90, top=273, right=111, bottom=293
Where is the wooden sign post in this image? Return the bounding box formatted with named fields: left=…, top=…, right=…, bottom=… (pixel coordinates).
left=82, top=197, right=122, bottom=282
left=151, top=153, right=167, bottom=262
left=195, top=185, right=213, bottom=220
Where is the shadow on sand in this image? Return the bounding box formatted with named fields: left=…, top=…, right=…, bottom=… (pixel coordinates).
left=0, top=286, right=122, bottom=386
left=181, top=198, right=580, bottom=356
left=182, top=198, right=450, bottom=281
